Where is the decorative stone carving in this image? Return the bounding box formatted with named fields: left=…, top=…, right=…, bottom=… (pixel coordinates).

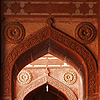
left=3, top=19, right=97, bottom=96
left=75, top=22, right=97, bottom=44
left=45, top=68, right=50, bottom=76
left=47, top=18, right=54, bottom=26
left=3, top=1, right=97, bottom=16
left=50, top=27, right=97, bottom=94
left=64, top=71, right=77, bottom=85
left=17, top=76, right=77, bottom=100
left=4, top=22, right=25, bottom=43
left=17, top=70, right=32, bottom=85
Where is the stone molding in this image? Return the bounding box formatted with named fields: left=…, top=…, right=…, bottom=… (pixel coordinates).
left=17, top=76, right=78, bottom=100
left=3, top=19, right=97, bottom=98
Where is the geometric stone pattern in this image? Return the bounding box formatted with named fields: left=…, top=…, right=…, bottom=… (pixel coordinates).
left=64, top=70, right=77, bottom=85
left=3, top=1, right=97, bottom=16
left=2, top=19, right=97, bottom=98
left=75, top=22, right=97, bottom=44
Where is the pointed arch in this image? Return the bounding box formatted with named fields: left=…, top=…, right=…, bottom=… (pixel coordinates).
left=16, top=76, right=77, bottom=100
left=2, top=24, right=98, bottom=99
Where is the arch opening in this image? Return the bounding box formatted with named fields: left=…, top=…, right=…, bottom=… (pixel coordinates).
left=24, top=84, right=69, bottom=100
left=14, top=53, right=83, bottom=100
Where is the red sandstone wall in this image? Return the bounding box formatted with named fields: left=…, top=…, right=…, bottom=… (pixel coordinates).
left=1, top=0, right=99, bottom=100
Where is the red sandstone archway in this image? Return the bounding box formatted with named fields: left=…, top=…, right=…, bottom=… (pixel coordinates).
left=2, top=20, right=98, bottom=100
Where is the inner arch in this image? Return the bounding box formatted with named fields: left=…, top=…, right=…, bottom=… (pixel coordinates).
left=24, top=84, right=68, bottom=100
left=12, top=39, right=85, bottom=100
left=14, top=53, right=83, bottom=100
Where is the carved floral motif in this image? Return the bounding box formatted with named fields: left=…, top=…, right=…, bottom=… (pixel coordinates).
left=64, top=71, right=77, bottom=85
left=17, top=70, right=32, bottom=85
left=4, top=22, right=25, bottom=43
left=75, top=22, right=97, bottom=44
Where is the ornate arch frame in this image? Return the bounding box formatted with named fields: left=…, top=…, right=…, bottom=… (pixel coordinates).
left=2, top=21, right=98, bottom=100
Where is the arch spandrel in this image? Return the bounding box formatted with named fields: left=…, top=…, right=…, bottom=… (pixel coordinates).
left=2, top=25, right=50, bottom=96
left=3, top=20, right=97, bottom=99
left=49, top=27, right=97, bottom=94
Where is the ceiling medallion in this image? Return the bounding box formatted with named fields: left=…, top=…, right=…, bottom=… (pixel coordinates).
left=64, top=71, right=77, bottom=85
left=75, top=22, right=97, bottom=44
left=4, top=22, right=25, bottom=44
left=17, top=70, right=32, bottom=85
